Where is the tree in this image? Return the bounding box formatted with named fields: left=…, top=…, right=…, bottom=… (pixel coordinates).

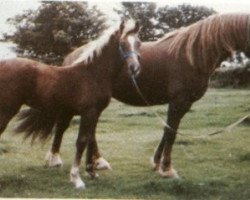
left=5, top=2, right=107, bottom=64
left=157, top=4, right=216, bottom=33
left=117, top=3, right=216, bottom=41
left=5, top=2, right=217, bottom=63
left=116, top=2, right=158, bottom=41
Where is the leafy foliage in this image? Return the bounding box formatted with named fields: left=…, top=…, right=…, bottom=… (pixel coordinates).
left=116, top=2, right=158, bottom=41
left=117, top=3, right=216, bottom=41
left=5, top=2, right=216, bottom=63
left=157, top=4, right=216, bottom=31
left=5, top=2, right=106, bottom=64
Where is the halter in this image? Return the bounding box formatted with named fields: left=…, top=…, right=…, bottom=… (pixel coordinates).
left=119, top=43, right=140, bottom=60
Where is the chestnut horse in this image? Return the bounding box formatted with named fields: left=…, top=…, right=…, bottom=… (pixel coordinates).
left=0, top=20, right=141, bottom=189
left=49, top=13, right=250, bottom=179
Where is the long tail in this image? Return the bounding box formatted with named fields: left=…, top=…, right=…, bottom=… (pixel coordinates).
left=15, top=108, right=56, bottom=143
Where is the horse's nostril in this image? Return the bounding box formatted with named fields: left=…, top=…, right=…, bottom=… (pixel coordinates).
left=129, top=63, right=140, bottom=77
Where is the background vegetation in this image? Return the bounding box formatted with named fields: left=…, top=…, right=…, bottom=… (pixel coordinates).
left=4, top=1, right=249, bottom=86
left=4, top=2, right=107, bottom=64
left=4, top=2, right=215, bottom=64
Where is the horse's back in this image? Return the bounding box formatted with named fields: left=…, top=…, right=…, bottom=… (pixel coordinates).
left=0, top=58, right=55, bottom=105
left=0, top=57, right=46, bottom=73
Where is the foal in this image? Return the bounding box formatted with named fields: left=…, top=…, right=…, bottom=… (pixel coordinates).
left=0, top=20, right=141, bottom=189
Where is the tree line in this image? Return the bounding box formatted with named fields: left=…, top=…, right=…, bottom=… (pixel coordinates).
left=4, top=2, right=215, bottom=64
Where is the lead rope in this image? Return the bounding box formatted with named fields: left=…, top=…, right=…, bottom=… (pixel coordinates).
left=207, top=17, right=250, bottom=137
left=130, top=75, right=194, bottom=159
left=131, top=75, right=250, bottom=138
left=130, top=75, right=182, bottom=135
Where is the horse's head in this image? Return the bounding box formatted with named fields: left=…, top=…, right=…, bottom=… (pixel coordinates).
left=118, top=20, right=141, bottom=77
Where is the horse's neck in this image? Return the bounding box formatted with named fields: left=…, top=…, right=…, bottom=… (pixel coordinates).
left=207, top=46, right=231, bottom=74
left=200, top=35, right=242, bottom=75
left=81, top=42, right=119, bottom=79
left=208, top=19, right=248, bottom=74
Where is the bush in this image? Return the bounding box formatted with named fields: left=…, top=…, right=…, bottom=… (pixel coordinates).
left=210, top=62, right=250, bottom=88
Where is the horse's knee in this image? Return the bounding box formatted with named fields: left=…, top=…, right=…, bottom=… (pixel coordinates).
left=76, top=136, right=88, bottom=149
left=164, top=127, right=176, bottom=145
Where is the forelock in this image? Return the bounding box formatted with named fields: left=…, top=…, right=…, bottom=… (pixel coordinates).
left=121, top=19, right=137, bottom=38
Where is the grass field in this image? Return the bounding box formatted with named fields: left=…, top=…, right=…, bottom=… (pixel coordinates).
left=0, top=88, right=249, bottom=199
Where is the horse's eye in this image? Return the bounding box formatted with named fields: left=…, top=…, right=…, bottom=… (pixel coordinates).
left=137, top=41, right=141, bottom=48
left=139, top=41, right=142, bottom=47
left=136, top=54, right=141, bottom=61
left=120, top=41, right=126, bottom=48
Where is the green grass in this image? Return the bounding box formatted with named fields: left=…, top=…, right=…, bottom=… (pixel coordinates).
left=0, top=88, right=250, bottom=199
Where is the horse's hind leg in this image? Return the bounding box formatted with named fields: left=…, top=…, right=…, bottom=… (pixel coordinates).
left=86, top=136, right=112, bottom=171
left=45, top=114, right=73, bottom=167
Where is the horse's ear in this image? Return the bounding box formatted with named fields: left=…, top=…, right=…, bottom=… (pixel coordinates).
left=134, top=21, right=140, bottom=33
left=120, top=20, right=125, bottom=33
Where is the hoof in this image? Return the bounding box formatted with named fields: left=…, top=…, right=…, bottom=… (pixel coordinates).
left=45, top=151, right=63, bottom=167
left=85, top=171, right=99, bottom=179
left=70, top=167, right=86, bottom=189
left=158, top=167, right=180, bottom=179
left=71, top=178, right=86, bottom=189
left=94, top=157, right=112, bottom=170
left=150, top=157, right=160, bottom=171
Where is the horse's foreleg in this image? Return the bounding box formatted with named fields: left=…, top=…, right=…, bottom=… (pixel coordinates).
left=45, top=114, right=73, bottom=167
left=70, top=109, right=100, bottom=189
left=155, top=100, right=192, bottom=178
left=151, top=131, right=167, bottom=171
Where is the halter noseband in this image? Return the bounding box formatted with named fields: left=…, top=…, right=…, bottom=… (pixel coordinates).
left=119, top=43, right=140, bottom=60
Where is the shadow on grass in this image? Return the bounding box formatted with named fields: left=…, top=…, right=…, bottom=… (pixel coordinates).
left=76, top=174, right=229, bottom=199
left=1, top=165, right=250, bottom=199
left=175, top=140, right=194, bottom=146
left=119, top=112, right=155, bottom=118
left=0, top=141, right=17, bottom=155
left=0, top=165, right=76, bottom=198
left=239, top=152, right=250, bottom=162
left=120, top=178, right=250, bottom=200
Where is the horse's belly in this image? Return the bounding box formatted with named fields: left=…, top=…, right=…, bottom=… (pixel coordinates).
left=112, top=85, right=169, bottom=106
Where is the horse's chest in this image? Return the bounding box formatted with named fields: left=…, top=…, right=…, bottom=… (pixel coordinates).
left=185, top=77, right=209, bottom=102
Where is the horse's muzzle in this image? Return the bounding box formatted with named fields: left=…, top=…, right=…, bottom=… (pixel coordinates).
left=129, top=62, right=141, bottom=77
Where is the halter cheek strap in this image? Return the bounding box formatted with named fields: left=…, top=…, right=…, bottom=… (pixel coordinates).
left=119, top=44, right=140, bottom=60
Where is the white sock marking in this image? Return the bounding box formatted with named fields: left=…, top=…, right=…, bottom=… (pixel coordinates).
left=70, top=166, right=86, bottom=189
